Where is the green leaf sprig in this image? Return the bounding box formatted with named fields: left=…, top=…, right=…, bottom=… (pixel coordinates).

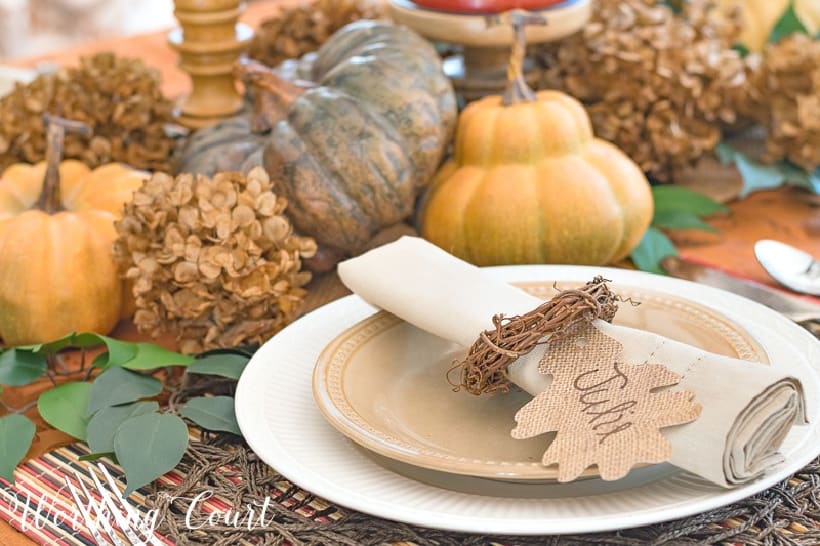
left=0, top=332, right=252, bottom=492
left=768, top=2, right=810, bottom=45
left=716, top=142, right=820, bottom=197
left=0, top=414, right=35, bottom=482
left=630, top=186, right=728, bottom=274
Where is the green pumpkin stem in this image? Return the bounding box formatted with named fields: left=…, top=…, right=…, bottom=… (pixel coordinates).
left=36, top=115, right=91, bottom=214
left=235, top=57, right=314, bottom=133
left=487, top=10, right=547, bottom=106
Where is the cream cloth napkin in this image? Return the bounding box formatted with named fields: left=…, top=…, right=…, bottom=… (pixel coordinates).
left=337, top=236, right=807, bottom=487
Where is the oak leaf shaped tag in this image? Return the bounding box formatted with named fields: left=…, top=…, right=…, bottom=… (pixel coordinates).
left=511, top=325, right=701, bottom=482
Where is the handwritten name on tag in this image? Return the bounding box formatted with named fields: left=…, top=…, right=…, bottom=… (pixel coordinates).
left=511, top=325, right=701, bottom=482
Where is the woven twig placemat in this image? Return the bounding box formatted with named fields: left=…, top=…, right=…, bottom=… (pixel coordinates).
left=147, top=432, right=820, bottom=546
left=3, top=432, right=816, bottom=546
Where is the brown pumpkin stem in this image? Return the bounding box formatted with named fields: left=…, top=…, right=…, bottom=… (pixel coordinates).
left=36, top=115, right=92, bottom=214
left=234, top=57, right=314, bottom=133
left=486, top=10, right=547, bottom=106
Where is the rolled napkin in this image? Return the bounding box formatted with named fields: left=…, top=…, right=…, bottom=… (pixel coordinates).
left=337, top=236, right=807, bottom=487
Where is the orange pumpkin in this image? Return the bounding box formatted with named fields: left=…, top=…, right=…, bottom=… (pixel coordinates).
left=420, top=11, right=653, bottom=266
left=0, top=118, right=147, bottom=345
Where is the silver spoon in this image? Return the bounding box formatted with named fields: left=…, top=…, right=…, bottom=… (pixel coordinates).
left=754, top=239, right=820, bottom=296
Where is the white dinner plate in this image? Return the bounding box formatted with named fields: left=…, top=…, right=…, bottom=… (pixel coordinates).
left=235, top=265, right=820, bottom=535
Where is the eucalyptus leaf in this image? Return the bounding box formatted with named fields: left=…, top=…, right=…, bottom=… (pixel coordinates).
left=660, top=0, right=682, bottom=13
left=715, top=141, right=737, bottom=165
left=78, top=452, right=116, bottom=463
left=0, top=350, right=47, bottom=386
left=187, top=354, right=250, bottom=380
left=717, top=142, right=818, bottom=196
left=86, top=401, right=160, bottom=454
left=780, top=164, right=820, bottom=194
left=180, top=396, right=241, bottom=435
left=0, top=414, right=35, bottom=483
left=778, top=161, right=807, bottom=183
left=38, top=382, right=92, bottom=440
left=651, top=186, right=727, bottom=216
left=114, top=413, right=188, bottom=494
left=197, top=347, right=256, bottom=358
left=630, top=227, right=679, bottom=275
left=86, top=368, right=162, bottom=416
left=21, top=332, right=105, bottom=353
left=736, top=154, right=786, bottom=197
left=92, top=336, right=140, bottom=368
left=769, top=3, right=809, bottom=44
left=652, top=210, right=717, bottom=233
left=91, top=352, right=110, bottom=368
left=115, top=344, right=194, bottom=371
left=20, top=332, right=139, bottom=367
left=803, top=171, right=820, bottom=194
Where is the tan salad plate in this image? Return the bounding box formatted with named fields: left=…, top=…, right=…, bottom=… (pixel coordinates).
left=312, top=281, right=769, bottom=482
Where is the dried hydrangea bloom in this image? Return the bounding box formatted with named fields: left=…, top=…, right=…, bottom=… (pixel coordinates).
left=746, top=34, right=820, bottom=170
left=536, top=0, right=754, bottom=181
left=248, top=0, right=387, bottom=67
left=0, top=52, right=176, bottom=172
left=114, top=167, right=317, bottom=353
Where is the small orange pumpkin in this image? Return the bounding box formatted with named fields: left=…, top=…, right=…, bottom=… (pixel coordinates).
left=0, top=117, right=147, bottom=345
left=420, top=11, right=653, bottom=266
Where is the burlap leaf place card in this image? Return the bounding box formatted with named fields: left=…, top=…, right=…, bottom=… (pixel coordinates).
left=512, top=324, right=703, bottom=482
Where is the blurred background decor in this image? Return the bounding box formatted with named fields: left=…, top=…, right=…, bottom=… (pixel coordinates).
left=0, top=0, right=176, bottom=59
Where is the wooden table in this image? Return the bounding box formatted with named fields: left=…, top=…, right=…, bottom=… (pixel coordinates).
left=2, top=1, right=819, bottom=543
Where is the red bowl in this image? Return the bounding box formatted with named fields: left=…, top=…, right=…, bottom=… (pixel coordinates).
left=409, top=0, right=567, bottom=13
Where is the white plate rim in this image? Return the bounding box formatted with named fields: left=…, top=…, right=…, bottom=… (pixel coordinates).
left=235, top=265, right=820, bottom=535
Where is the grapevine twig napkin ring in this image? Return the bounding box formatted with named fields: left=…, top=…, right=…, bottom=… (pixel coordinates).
left=450, top=277, right=621, bottom=395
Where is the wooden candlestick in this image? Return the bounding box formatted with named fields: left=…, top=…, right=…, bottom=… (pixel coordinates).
left=168, top=0, right=253, bottom=129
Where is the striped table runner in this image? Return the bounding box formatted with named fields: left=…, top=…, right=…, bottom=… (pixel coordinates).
left=0, top=437, right=340, bottom=545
